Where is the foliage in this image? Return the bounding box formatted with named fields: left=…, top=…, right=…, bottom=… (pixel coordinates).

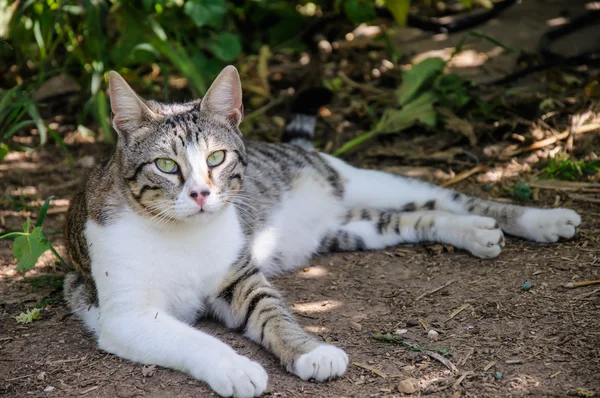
left=543, top=157, right=600, bottom=181
left=15, top=307, right=42, bottom=324
left=0, top=197, right=64, bottom=273
left=0, top=86, right=47, bottom=155
left=334, top=56, right=478, bottom=156
left=0, top=0, right=417, bottom=149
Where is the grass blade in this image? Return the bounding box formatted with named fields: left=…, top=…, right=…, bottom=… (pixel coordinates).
left=35, top=196, right=55, bottom=228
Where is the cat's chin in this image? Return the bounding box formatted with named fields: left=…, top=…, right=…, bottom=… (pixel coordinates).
left=179, top=208, right=222, bottom=224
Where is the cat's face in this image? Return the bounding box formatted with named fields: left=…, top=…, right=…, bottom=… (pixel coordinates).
left=108, top=66, right=247, bottom=222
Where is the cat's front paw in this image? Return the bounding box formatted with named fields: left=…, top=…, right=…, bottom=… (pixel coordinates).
left=518, top=208, right=581, bottom=242
left=459, top=216, right=505, bottom=259
left=203, top=354, right=268, bottom=397
left=293, top=344, right=348, bottom=381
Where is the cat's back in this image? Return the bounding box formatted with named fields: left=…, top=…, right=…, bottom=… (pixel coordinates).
left=243, top=141, right=343, bottom=196
left=64, top=157, right=117, bottom=284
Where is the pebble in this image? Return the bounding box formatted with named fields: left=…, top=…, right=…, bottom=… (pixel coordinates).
left=406, top=318, right=419, bottom=327
left=398, top=378, right=418, bottom=394
left=43, top=386, right=55, bottom=393
left=37, top=371, right=46, bottom=381
left=428, top=329, right=439, bottom=341
left=394, top=328, right=408, bottom=335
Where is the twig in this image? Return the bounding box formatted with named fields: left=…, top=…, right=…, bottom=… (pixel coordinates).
left=564, top=280, right=600, bottom=289
left=243, top=95, right=287, bottom=121
left=352, top=362, right=387, bottom=378
left=502, top=123, right=599, bottom=158
left=567, top=194, right=600, bottom=205
left=527, top=180, right=600, bottom=191
left=5, top=373, right=36, bottom=382
left=425, top=350, right=459, bottom=373
left=440, top=165, right=487, bottom=188
left=452, top=371, right=474, bottom=389
left=415, top=279, right=457, bottom=301
left=337, top=71, right=386, bottom=94
left=578, top=287, right=600, bottom=299
left=446, top=303, right=470, bottom=322
left=503, top=131, right=569, bottom=158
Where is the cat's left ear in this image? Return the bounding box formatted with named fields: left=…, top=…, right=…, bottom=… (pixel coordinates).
left=200, top=65, right=243, bottom=126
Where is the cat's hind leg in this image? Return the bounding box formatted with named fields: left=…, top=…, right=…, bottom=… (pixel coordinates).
left=321, top=154, right=581, bottom=242
left=321, top=209, right=505, bottom=259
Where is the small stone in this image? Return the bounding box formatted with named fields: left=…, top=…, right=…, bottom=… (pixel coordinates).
left=398, top=378, right=418, bottom=394
left=494, top=371, right=503, bottom=380
left=43, top=386, right=55, bottom=393
left=142, top=364, right=156, bottom=377
left=406, top=318, right=419, bottom=327
left=349, top=321, right=362, bottom=331
left=37, top=371, right=46, bottom=381
left=428, top=329, right=439, bottom=341
left=394, top=328, right=408, bottom=335
left=522, top=281, right=533, bottom=291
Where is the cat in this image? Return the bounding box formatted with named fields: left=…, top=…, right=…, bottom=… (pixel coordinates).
left=63, top=65, right=581, bottom=397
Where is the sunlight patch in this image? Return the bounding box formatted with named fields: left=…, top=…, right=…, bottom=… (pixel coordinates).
left=293, top=299, right=342, bottom=314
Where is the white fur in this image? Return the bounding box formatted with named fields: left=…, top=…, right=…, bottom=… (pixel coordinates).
left=320, top=153, right=464, bottom=213
left=252, top=169, right=344, bottom=275
left=517, top=208, right=581, bottom=242
left=293, top=344, right=348, bottom=381
left=85, top=205, right=269, bottom=397
left=435, top=214, right=505, bottom=258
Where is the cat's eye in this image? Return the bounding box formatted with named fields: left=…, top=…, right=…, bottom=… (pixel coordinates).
left=207, top=150, right=226, bottom=167
left=155, top=158, right=178, bottom=174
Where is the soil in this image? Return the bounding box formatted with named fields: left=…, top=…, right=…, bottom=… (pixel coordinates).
left=1, top=1, right=600, bottom=397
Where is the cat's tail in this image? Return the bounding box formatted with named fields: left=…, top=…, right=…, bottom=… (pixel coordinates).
left=63, top=272, right=100, bottom=337
left=283, top=87, right=332, bottom=150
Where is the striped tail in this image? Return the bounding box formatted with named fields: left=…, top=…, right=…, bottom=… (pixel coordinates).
left=282, top=87, right=332, bottom=150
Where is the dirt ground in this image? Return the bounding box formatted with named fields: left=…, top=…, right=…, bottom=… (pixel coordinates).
left=2, top=1, right=600, bottom=397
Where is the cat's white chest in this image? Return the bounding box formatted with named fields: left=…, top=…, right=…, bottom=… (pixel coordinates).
left=86, top=206, right=244, bottom=322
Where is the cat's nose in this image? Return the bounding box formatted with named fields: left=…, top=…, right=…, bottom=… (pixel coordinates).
left=189, top=190, right=210, bottom=207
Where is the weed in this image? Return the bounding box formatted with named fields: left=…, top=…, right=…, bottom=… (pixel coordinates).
left=0, top=197, right=65, bottom=273
left=543, top=157, right=600, bottom=181
left=15, top=307, right=42, bottom=324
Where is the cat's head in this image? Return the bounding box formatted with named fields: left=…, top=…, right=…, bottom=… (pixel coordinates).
left=108, top=66, right=247, bottom=223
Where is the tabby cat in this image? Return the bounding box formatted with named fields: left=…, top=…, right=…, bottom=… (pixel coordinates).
left=63, top=66, right=581, bottom=397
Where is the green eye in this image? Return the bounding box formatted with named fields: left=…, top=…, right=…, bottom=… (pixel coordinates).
left=207, top=150, right=226, bottom=167
left=155, top=158, right=178, bottom=174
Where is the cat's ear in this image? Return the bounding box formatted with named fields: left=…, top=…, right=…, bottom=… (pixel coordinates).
left=108, top=71, right=157, bottom=136
left=200, top=65, right=243, bottom=126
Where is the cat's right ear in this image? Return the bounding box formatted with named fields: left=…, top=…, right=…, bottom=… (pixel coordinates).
left=108, top=71, right=156, bottom=136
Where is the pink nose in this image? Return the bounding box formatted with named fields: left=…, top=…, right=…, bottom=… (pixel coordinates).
left=189, top=190, right=210, bottom=208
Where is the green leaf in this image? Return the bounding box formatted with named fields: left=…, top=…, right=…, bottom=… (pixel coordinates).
left=13, top=227, right=51, bottom=272
left=22, top=218, right=31, bottom=233
left=396, top=57, right=446, bottom=105
left=0, top=143, right=8, bottom=162
left=35, top=196, right=55, bottom=228
left=343, top=0, right=377, bottom=24
left=209, top=32, right=242, bottom=62
left=25, top=101, right=47, bottom=146
left=183, top=0, right=227, bottom=28
left=385, top=0, right=411, bottom=26
left=377, top=91, right=437, bottom=133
